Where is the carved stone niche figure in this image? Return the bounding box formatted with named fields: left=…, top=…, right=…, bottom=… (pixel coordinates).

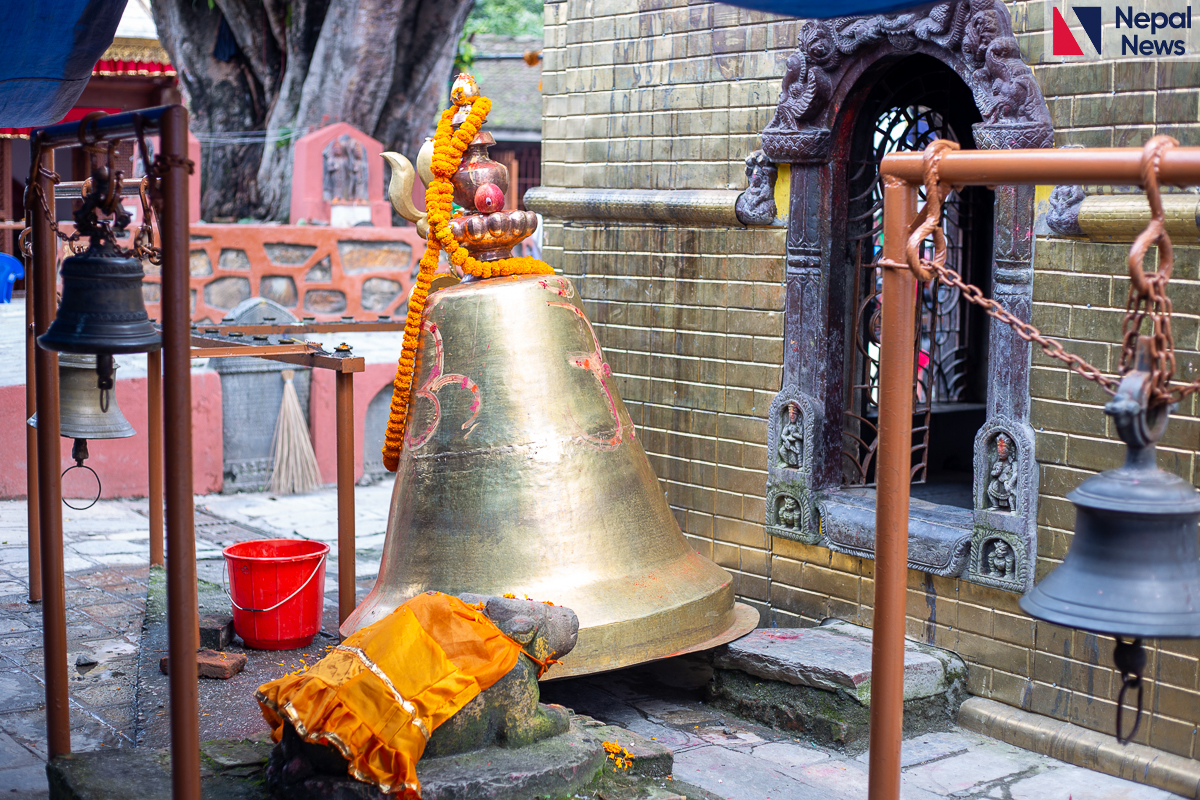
left=777, top=401, right=804, bottom=469
left=1046, top=184, right=1085, bottom=236
left=777, top=494, right=802, bottom=530
left=982, top=537, right=1016, bottom=579
left=323, top=135, right=371, bottom=203
left=735, top=150, right=777, bottom=225
left=987, top=433, right=1018, bottom=511
left=322, top=138, right=349, bottom=202
left=346, top=139, right=370, bottom=202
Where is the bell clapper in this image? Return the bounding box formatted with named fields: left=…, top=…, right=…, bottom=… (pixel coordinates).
left=61, top=438, right=102, bottom=512
left=95, top=353, right=115, bottom=412
left=70, top=438, right=89, bottom=467
left=1113, top=637, right=1147, bottom=745
left=1105, top=343, right=1164, bottom=746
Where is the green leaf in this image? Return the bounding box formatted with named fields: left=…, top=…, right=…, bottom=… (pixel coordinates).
left=463, top=0, right=543, bottom=37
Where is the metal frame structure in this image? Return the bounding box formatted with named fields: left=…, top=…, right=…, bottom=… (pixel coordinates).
left=869, top=145, right=1200, bottom=800
left=27, top=105, right=198, bottom=796
left=24, top=106, right=405, bottom=798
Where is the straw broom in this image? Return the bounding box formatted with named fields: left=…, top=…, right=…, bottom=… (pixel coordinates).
left=269, top=370, right=323, bottom=495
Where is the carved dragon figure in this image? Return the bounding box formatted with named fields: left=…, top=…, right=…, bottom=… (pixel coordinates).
left=763, top=1, right=1049, bottom=140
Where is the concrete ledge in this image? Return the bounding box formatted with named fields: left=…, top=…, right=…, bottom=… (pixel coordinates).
left=959, top=697, right=1200, bottom=799
left=525, top=186, right=744, bottom=226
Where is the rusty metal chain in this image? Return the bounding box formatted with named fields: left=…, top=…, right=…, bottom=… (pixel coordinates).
left=1120, top=136, right=1179, bottom=404
left=880, top=135, right=1196, bottom=406
left=26, top=140, right=85, bottom=254
left=20, top=113, right=195, bottom=266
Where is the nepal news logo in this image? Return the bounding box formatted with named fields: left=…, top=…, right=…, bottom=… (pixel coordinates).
left=1053, top=6, right=1191, bottom=56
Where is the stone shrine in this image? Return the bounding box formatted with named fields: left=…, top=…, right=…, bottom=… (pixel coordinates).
left=290, top=122, right=392, bottom=228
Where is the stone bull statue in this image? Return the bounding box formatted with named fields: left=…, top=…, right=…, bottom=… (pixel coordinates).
left=265, top=595, right=580, bottom=798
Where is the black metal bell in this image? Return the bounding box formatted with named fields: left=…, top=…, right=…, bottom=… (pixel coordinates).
left=1020, top=370, right=1200, bottom=638
left=38, top=237, right=161, bottom=357
left=1021, top=343, right=1200, bottom=742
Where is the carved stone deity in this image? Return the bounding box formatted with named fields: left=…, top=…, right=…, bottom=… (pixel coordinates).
left=735, top=150, right=778, bottom=225
left=985, top=539, right=1015, bottom=578
left=777, top=495, right=802, bottom=529
left=987, top=434, right=1018, bottom=510
left=322, top=139, right=349, bottom=202
left=323, top=135, right=370, bottom=203
left=778, top=402, right=804, bottom=469
left=347, top=140, right=369, bottom=202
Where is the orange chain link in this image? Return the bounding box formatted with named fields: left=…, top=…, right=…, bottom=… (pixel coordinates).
left=880, top=135, right=1197, bottom=406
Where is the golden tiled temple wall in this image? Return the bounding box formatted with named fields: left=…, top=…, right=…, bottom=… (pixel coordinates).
left=1017, top=3, right=1200, bottom=759
left=540, top=0, right=1200, bottom=758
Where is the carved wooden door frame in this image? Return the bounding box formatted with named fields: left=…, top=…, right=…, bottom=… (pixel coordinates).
left=760, top=1, right=1053, bottom=592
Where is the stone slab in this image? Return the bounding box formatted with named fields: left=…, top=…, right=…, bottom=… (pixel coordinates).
left=854, top=730, right=979, bottom=769
left=46, top=745, right=270, bottom=800
left=672, top=744, right=830, bottom=800
left=590, top=724, right=674, bottom=777
left=714, top=620, right=966, bottom=705
left=1007, top=764, right=1177, bottom=800
left=263, top=718, right=607, bottom=800
left=418, top=719, right=606, bottom=800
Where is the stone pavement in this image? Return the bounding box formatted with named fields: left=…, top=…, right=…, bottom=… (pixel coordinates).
left=0, top=485, right=389, bottom=798
left=0, top=486, right=1187, bottom=799
left=543, top=659, right=1178, bottom=800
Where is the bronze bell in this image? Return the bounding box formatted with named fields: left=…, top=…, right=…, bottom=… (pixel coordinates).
left=1021, top=339, right=1200, bottom=740
left=28, top=353, right=136, bottom=441
left=38, top=236, right=161, bottom=395
left=343, top=274, right=757, bottom=677
left=351, top=72, right=756, bottom=677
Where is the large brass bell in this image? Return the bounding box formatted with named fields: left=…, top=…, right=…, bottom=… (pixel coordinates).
left=28, top=353, right=136, bottom=441
left=1021, top=339, right=1200, bottom=741
left=38, top=236, right=161, bottom=394
left=343, top=274, right=757, bottom=677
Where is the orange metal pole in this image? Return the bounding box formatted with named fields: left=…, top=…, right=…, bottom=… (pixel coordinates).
left=336, top=370, right=356, bottom=624
left=31, top=146, right=69, bottom=757
left=24, top=214, right=40, bottom=604
left=147, top=349, right=164, bottom=568
left=160, top=106, right=201, bottom=800
left=881, top=146, right=1200, bottom=187
left=865, top=142, right=1200, bottom=800
left=867, top=175, right=918, bottom=800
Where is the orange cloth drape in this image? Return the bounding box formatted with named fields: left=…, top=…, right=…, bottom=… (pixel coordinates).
left=256, top=592, right=522, bottom=796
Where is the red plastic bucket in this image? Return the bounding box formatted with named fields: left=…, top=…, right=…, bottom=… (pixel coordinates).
left=222, top=539, right=330, bottom=650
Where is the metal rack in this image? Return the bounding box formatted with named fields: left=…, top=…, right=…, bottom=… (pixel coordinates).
left=23, top=105, right=405, bottom=799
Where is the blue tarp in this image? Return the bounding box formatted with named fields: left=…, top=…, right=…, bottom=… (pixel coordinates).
left=716, top=0, right=934, bottom=19
left=0, top=0, right=127, bottom=128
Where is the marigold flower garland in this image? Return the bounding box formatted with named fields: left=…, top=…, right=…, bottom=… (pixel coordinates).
left=381, top=90, right=553, bottom=472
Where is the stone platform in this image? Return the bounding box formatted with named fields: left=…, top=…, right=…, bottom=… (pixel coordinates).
left=708, top=621, right=967, bottom=749
left=46, top=717, right=686, bottom=800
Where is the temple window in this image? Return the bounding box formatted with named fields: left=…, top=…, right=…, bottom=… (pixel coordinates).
left=840, top=59, right=993, bottom=510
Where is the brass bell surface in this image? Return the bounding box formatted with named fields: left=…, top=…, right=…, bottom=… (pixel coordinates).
left=37, top=238, right=161, bottom=356
left=28, top=353, right=136, bottom=440
left=343, top=274, right=756, bottom=676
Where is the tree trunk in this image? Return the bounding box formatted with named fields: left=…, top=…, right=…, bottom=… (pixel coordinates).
left=150, top=0, right=472, bottom=221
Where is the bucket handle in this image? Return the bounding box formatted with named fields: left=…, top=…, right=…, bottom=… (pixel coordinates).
left=222, top=552, right=327, bottom=613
